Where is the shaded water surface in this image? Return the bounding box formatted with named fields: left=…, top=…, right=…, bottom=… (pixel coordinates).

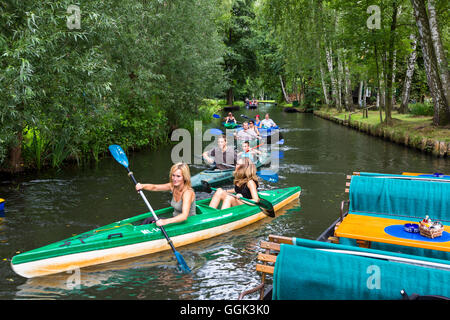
left=0, top=105, right=448, bottom=299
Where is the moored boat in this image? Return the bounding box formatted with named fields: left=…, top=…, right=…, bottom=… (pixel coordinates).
left=11, top=186, right=301, bottom=278
left=240, top=171, right=450, bottom=300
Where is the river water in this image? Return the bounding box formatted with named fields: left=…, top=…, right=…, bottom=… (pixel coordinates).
left=0, top=104, right=449, bottom=300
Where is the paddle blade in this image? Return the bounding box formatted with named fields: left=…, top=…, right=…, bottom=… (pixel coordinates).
left=276, top=139, right=285, bottom=145
left=240, top=114, right=254, bottom=122
left=257, top=170, right=279, bottom=183
left=213, top=114, right=221, bottom=119
left=108, top=145, right=129, bottom=168
left=257, top=198, right=275, bottom=217
left=201, top=180, right=213, bottom=193
left=174, top=251, right=191, bottom=273
left=271, top=151, right=284, bottom=159
left=209, top=128, right=223, bottom=135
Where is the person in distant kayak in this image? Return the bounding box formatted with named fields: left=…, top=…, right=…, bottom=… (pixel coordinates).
left=254, top=114, right=262, bottom=129
left=136, top=162, right=196, bottom=226
left=224, top=112, right=237, bottom=124
left=260, top=113, right=277, bottom=128
left=248, top=120, right=260, bottom=137
left=235, top=122, right=258, bottom=141
left=238, top=140, right=261, bottom=162
left=208, top=157, right=259, bottom=210
left=202, top=135, right=237, bottom=170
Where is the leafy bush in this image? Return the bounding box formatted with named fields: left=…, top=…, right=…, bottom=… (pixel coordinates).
left=409, top=102, right=434, bottom=116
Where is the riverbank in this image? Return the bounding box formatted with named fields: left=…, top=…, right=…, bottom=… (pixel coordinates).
left=0, top=100, right=221, bottom=177
left=314, top=109, right=450, bottom=158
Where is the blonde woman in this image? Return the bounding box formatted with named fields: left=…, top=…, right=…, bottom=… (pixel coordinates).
left=208, top=157, right=259, bottom=210
left=136, top=163, right=196, bottom=226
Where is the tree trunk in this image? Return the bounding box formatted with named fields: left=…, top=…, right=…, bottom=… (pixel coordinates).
left=374, top=39, right=383, bottom=123
left=319, top=61, right=330, bottom=106
left=362, top=80, right=367, bottom=117
left=9, top=131, right=24, bottom=173
left=279, top=75, right=289, bottom=103
left=384, top=0, right=399, bottom=124
left=344, top=62, right=353, bottom=111
left=226, top=87, right=234, bottom=106
left=325, top=45, right=338, bottom=108
left=314, top=0, right=330, bottom=107
left=427, top=0, right=450, bottom=107
left=411, top=0, right=449, bottom=126
left=358, top=81, right=363, bottom=108
left=399, top=34, right=417, bottom=114
left=337, top=54, right=344, bottom=112
left=391, top=49, right=397, bottom=108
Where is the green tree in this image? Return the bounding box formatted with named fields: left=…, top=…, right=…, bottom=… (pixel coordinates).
left=221, top=0, right=258, bottom=105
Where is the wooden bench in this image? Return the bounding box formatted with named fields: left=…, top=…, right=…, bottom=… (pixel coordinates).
left=238, top=234, right=293, bottom=300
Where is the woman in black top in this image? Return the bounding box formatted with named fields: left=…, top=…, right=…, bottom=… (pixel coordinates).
left=208, top=157, right=259, bottom=210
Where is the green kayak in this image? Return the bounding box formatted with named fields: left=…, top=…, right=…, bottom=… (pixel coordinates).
left=223, top=122, right=241, bottom=129
left=11, top=186, right=301, bottom=278
left=191, top=152, right=271, bottom=191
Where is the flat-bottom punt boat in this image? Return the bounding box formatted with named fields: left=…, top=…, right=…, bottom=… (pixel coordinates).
left=11, top=186, right=301, bottom=278
left=240, top=172, right=450, bottom=300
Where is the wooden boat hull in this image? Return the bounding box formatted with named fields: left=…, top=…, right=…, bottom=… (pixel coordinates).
left=11, top=186, right=301, bottom=278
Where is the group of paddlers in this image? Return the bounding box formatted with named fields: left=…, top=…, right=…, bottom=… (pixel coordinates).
left=134, top=112, right=277, bottom=229
left=245, top=98, right=258, bottom=108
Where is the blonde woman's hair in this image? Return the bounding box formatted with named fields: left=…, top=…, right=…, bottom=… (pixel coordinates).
left=169, top=162, right=192, bottom=190
left=233, top=157, right=258, bottom=187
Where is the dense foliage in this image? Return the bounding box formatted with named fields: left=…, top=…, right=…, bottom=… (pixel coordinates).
left=259, top=0, right=449, bottom=125
left=0, top=0, right=226, bottom=171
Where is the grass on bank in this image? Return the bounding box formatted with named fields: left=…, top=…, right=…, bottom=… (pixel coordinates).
left=322, top=108, right=450, bottom=143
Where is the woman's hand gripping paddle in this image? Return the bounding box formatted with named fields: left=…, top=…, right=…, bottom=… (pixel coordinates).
left=201, top=180, right=275, bottom=217
left=108, top=145, right=191, bottom=273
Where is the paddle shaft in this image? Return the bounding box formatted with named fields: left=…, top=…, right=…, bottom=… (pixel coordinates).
left=126, top=168, right=177, bottom=253
left=317, top=248, right=450, bottom=271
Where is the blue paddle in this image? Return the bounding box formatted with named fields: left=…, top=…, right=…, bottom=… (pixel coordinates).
left=213, top=114, right=221, bottom=119
left=257, top=170, right=279, bottom=183
left=209, top=128, right=223, bottom=135
left=108, top=145, right=191, bottom=273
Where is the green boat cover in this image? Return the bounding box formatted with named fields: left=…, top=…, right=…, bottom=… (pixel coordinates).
left=349, top=173, right=450, bottom=221
left=272, top=238, right=450, bottom=300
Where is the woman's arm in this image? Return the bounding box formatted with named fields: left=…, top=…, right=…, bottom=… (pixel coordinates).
left=246, top=180, right=259, bottom=202
left=156, top=190, right=195, bottom=226
left=202, top=150, right=214, bottom=164
left=136, top=182, right=172, bottom=192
